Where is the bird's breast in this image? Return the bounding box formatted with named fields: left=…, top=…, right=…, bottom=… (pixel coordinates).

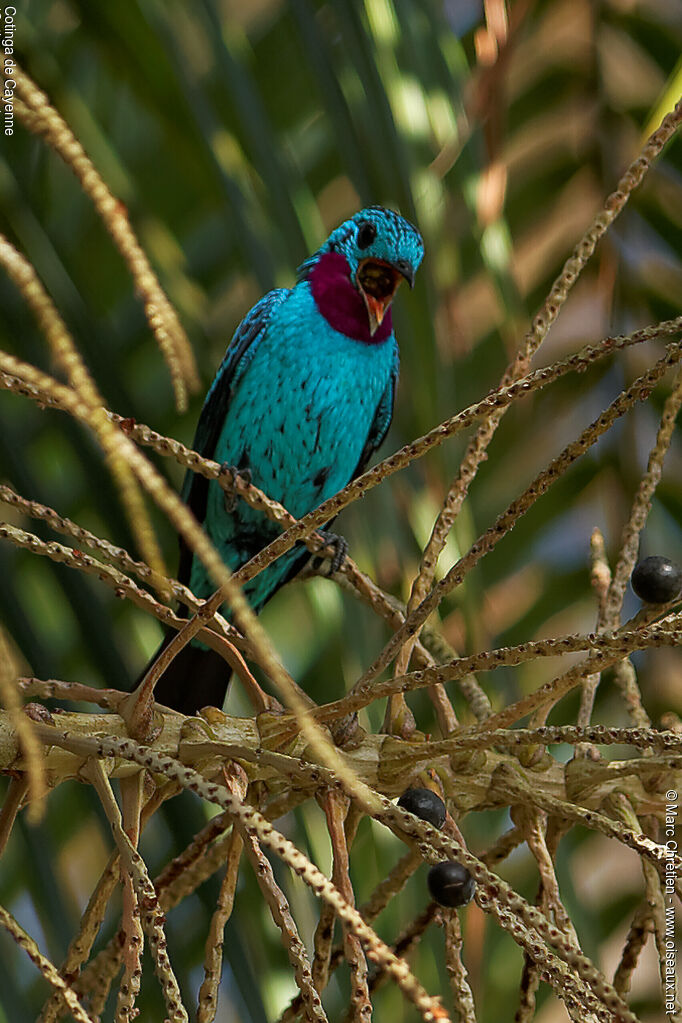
left=212, top=287, right=396, bottom=520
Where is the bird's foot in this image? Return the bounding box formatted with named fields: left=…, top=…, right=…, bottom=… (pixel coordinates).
left=220, top=463, right=253, bottom=512
left=314, top=529, right=348, bottom=576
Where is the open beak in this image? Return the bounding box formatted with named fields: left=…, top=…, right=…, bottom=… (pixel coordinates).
left=357, top=258, right=414, bottom=336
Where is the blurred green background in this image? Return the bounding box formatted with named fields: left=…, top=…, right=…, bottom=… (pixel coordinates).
left=0, top=0, right=680, bottom=1020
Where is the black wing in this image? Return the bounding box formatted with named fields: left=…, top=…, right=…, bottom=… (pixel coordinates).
left=178, top=288, right=289, bottom=584
left=351, top=344, right=399, bottom=480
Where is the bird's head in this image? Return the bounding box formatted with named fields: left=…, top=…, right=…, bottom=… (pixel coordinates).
left=299, top=207, right=424, bottom=342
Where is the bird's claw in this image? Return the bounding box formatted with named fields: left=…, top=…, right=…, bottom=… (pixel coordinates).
left=220, top=463, right=252, bottom=512
left=315, top=529, right=348, bottom=576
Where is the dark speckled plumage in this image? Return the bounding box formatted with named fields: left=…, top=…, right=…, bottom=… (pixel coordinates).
left=150, top=207, right=424, bottom=713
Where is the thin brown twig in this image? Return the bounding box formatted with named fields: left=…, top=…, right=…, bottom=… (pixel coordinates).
left=0, top=521, right=241, bottom=664
left=613, top=903, right=655, bottom=996
left=0, top=482, right=170, bottom=596
left=0, top=775, right=28, bottom=858
left=10, top=65, right=198, bottom=410
left=37, top=852, right=121, bottom=1023
left=196, top=827, right=244, bottom=1022
left=0, top=630, right=46, bottom=822
left=243, top=824, right=328, bottom=1022
left=442, top=911, right=476, bottom=1023
left=324, top=790, right=371, bottom=1021
left=116, top=772, right=145, bottom=1020
left=0, top=903, right=95, bottom=1023
left=279, top=849, right=423, bottom=1023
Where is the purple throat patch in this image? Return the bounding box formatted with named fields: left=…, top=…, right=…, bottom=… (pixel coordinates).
left=308, top=252, right=393, bottom=345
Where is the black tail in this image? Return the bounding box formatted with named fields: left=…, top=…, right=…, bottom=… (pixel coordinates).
left=137, top=540, right=315, bottom=715
left=136, top=631, right=232, bottom=715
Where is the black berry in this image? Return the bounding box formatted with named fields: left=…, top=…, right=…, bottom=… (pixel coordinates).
left=631, top=556, right=682, bottom=604
left=397, top=788, right=447, bottom=829
left=427, top=861, right=475, bottom=908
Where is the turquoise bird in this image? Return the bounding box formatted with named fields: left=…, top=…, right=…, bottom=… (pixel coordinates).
left=152, top=206, right=424, bottom=713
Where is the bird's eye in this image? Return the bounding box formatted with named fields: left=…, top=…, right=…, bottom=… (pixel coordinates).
left=356, top=221, right=377, bottom=250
